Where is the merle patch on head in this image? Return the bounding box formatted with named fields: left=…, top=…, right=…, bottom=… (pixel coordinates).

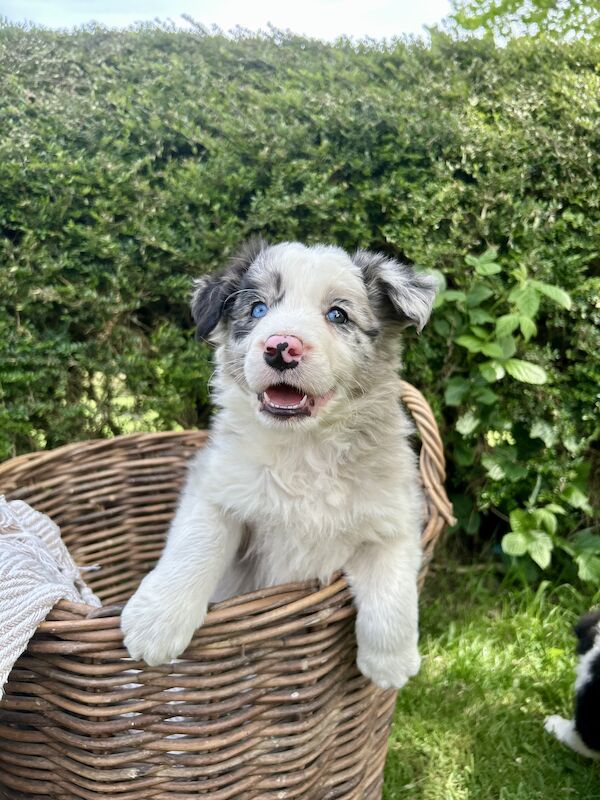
left=191, top=236, right=267, bottom=341
left=227, top=265, right=288, bottom=341
left=353, top=250, right=438, bottom=333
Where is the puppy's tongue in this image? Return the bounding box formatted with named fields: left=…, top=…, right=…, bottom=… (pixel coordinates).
left=265, top=385, right=306, bottom=406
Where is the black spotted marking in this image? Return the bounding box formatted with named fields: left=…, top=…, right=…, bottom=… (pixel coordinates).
left=191, top=236, right=267, bottom=341
left=231, top=316, right=259, bottom=341
left=264, top=342, right=298, bottom=371
left=228, top=268, right=286, bottom=340
left=575, top=649, right=600, bottom=751
left=327, top=313, right=380, bottom=341
left=575, top=610, right=600, bottom=656
left=358, top=324, right=380, bottom=339
left=326, top=297, right=380, bottom=340
left=364, top=328, right=380, bottom=338
left=353, top=249, right=437, bottom=333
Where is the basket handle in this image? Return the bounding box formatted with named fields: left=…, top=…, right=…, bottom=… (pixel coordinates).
left=400, top=380, right=456, bottom=582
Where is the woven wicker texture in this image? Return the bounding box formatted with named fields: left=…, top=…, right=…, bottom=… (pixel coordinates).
left=0, top=381, right=453, bottom=800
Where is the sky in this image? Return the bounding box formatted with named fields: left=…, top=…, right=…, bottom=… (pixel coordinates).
left=2, top=0, right=452, bottom=40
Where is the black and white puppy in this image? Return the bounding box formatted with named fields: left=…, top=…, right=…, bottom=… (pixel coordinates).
left=545, top=609, right=600, bottom=758
left=121, top=239, right=438, bottom=689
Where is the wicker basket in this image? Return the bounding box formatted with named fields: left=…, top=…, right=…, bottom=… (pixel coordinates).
left=0, top=381, right=453, bottom=800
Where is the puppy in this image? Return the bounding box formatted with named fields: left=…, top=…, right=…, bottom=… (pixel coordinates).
left=545, top=609, right=600, bottom=758
left=121, top=239, right=437, bottom=689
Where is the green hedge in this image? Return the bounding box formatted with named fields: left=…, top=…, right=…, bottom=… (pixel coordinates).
left=0, top=24, right=597, bottom=577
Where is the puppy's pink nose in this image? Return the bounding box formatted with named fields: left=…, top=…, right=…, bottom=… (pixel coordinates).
left=264, top=335, right=304, bottom=370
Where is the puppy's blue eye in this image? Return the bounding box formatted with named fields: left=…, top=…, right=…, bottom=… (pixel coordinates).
left=251, top=302, right=269, bottom=319
left=326, top=307, right=348, bottom=324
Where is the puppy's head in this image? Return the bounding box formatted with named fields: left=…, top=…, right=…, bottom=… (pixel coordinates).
left=574, top=610, right=600, bottom=656
left=192, top=239, right=437, bottom=428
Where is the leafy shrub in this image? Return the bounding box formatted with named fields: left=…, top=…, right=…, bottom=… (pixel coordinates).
left=448, top=0, right=600, bottom=41
left=430, top=250, right=598, bottom=580
left=0, top=23, right=597, bottom=577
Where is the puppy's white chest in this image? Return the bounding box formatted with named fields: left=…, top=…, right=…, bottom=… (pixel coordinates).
left=209, top=442, right=365, bottom=582
left=250, top=456, right=359, bottom=539
left=249, top=484, right=358, bottom=585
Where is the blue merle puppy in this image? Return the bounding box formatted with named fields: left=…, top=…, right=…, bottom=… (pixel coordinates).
left=545, top=609, right=600, bottom=759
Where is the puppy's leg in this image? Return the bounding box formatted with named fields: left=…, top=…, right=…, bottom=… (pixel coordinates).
left=544, top=715, right=600, bottom=759
left=345, top=536, right=421, bottom=690
left=121, top=469, right=242, bottom=666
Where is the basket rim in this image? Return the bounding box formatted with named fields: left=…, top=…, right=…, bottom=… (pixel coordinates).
left=2, top=380, right=454, bottom=630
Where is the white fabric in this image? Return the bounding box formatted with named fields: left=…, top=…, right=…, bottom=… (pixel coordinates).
left=0, top=495, right=100, bottom=698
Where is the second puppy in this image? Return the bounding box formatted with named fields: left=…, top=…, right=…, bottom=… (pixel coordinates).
left=545, top=609, right=600, bottom=759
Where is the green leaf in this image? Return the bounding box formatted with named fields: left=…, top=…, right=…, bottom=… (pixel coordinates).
left=480, top=248, right=499, bottom=262
left=469, top=308, right=495, bottom=324
left=496, top=314, right=520, bottom=337
left=544, top=503, right=566, bottom=515
left=502, top=532, right=528, bottom=557
left=530, top=420, right=557, bottom=448
left=510, top=284, right=540, bottom=318
left=509, top=509, right=533, bottom=534
left=482, top=450, right=526, bottom=482
left=576, top=554, right=600, bottom=583
left=473, top=386, right=498, bottom=405
left=455, top=335, right=484, bottom=353
left=497, top=336, right=517, bottom=359
left=534, top=508, right=557, bottom=535
left=474, top=260, right=501, bottom=276
left=466, top=284, right=494, bottom=307
left=572, top=530, right=600, bottom=555
left=531, top=280, right=572, bottom=310
left=505, top=359, right=548, bottom=384
left=479, top=360, right=505, bottom=382
left=527, top=530, right=553, bottom=570
left=562, top=486, right=593, bottom=514
left=444, top=377, right=470, bottom=407
left=480, top=342, right=505, bottom=359
left=456, top=410, right=479, bottom=435
left=504, top=462, right=528, bottom=481
left=466, top=248, right=499, bottom=272
left=470, top=325, right=489, bottom=339
left=519, top=315, right=537, bottom=341
left=433, top=319, right=450, bottom=337
left=441, top=290, right=467, bottom=303
left=482, top=454, right=505, bottom=480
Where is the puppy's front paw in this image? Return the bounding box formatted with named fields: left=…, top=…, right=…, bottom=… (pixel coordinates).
left=356, top=644, right=421, bottom=690
left=121, top=577, right=204, bottom=666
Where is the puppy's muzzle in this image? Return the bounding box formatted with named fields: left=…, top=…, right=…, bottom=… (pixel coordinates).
left=263, top=335, right=304, bottom=371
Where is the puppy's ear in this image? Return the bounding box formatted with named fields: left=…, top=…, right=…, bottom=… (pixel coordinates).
left=574, top=609, right=600, bottom=655
left=191, top=236, right=267, bottom=341
left=354, top=250, right=438, bottom=333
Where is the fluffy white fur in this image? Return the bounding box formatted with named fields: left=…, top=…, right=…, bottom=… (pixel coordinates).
left=544, top=615, right=600, bottom=759
left=544, top=715, right=599, bottom=760
left=121, top=241, right=437, bottom=689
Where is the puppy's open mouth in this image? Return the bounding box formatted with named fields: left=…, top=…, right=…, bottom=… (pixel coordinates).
left=258, top=384, right=333, bottom=419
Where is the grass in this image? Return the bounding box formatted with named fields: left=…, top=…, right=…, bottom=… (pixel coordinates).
left=383, top=561, right=600, bottom=799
